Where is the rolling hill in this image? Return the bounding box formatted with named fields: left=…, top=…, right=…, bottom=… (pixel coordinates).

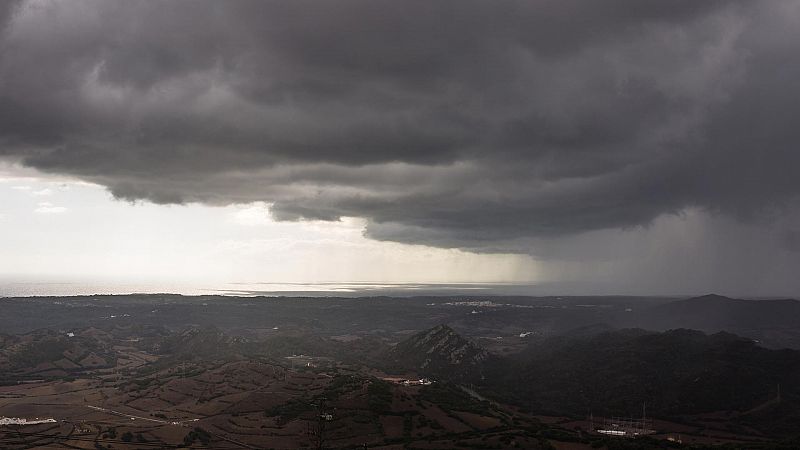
left=385, top=324, right=491, bottom=379
left=629, top=294, right=800, bottom=349
left=483, top=327, right=800, bottom=437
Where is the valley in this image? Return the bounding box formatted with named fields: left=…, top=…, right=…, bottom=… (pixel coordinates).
left=1, top=294, right=799, bottom=449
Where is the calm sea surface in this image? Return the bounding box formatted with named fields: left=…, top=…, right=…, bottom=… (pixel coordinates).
left=0, top=281, right=542, bottom=298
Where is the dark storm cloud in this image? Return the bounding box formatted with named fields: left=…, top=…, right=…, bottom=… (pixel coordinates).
left=1, top=0, right=799, bottom=252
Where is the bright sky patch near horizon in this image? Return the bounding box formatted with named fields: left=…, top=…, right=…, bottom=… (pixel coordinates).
left=0, top=163, right=540, bottom=287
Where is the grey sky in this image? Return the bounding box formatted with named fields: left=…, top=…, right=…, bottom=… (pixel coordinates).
left=1, top=1, right=799, bottom=294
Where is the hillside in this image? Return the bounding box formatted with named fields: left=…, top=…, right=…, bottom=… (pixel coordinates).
left=384, top=324, right=800, bottom=438
left=629, top=294, right=800, bottom=348
left=5, top=318, right=800, bottom=445
left=483, top=328, right=800, bottom=432
left=153, top=325, right=244, bottom=358
left=385, top=324, right=490, bottom=379
left=0, top=329, right=117, bottom=381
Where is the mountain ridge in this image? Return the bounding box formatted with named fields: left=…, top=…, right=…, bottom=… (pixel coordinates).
left=385, top=324, right=490, bottom=379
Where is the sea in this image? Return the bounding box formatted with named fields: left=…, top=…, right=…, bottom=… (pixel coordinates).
left=0, top=280, right=548, bottom=298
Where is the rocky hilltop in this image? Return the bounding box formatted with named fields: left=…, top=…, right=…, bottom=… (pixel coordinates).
left=386, top=324, right=489, bottom=379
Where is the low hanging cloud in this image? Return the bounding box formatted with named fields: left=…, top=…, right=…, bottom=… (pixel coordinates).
left=1, top=0, right=800, bottom=256
left=33, top=202, right=67, bottom=214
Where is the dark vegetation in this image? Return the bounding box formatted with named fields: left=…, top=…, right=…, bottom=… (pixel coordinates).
left=418, top=382, right=493, bottom=416
left=486, top=328, right=800, bottom=417
left=627, top=294, right=800, bottom=349
left=367, top=379, right=393, bottom=413
left=387, top=325, right=800, bottom=440
left=183, top=427, right=211, bottom=446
